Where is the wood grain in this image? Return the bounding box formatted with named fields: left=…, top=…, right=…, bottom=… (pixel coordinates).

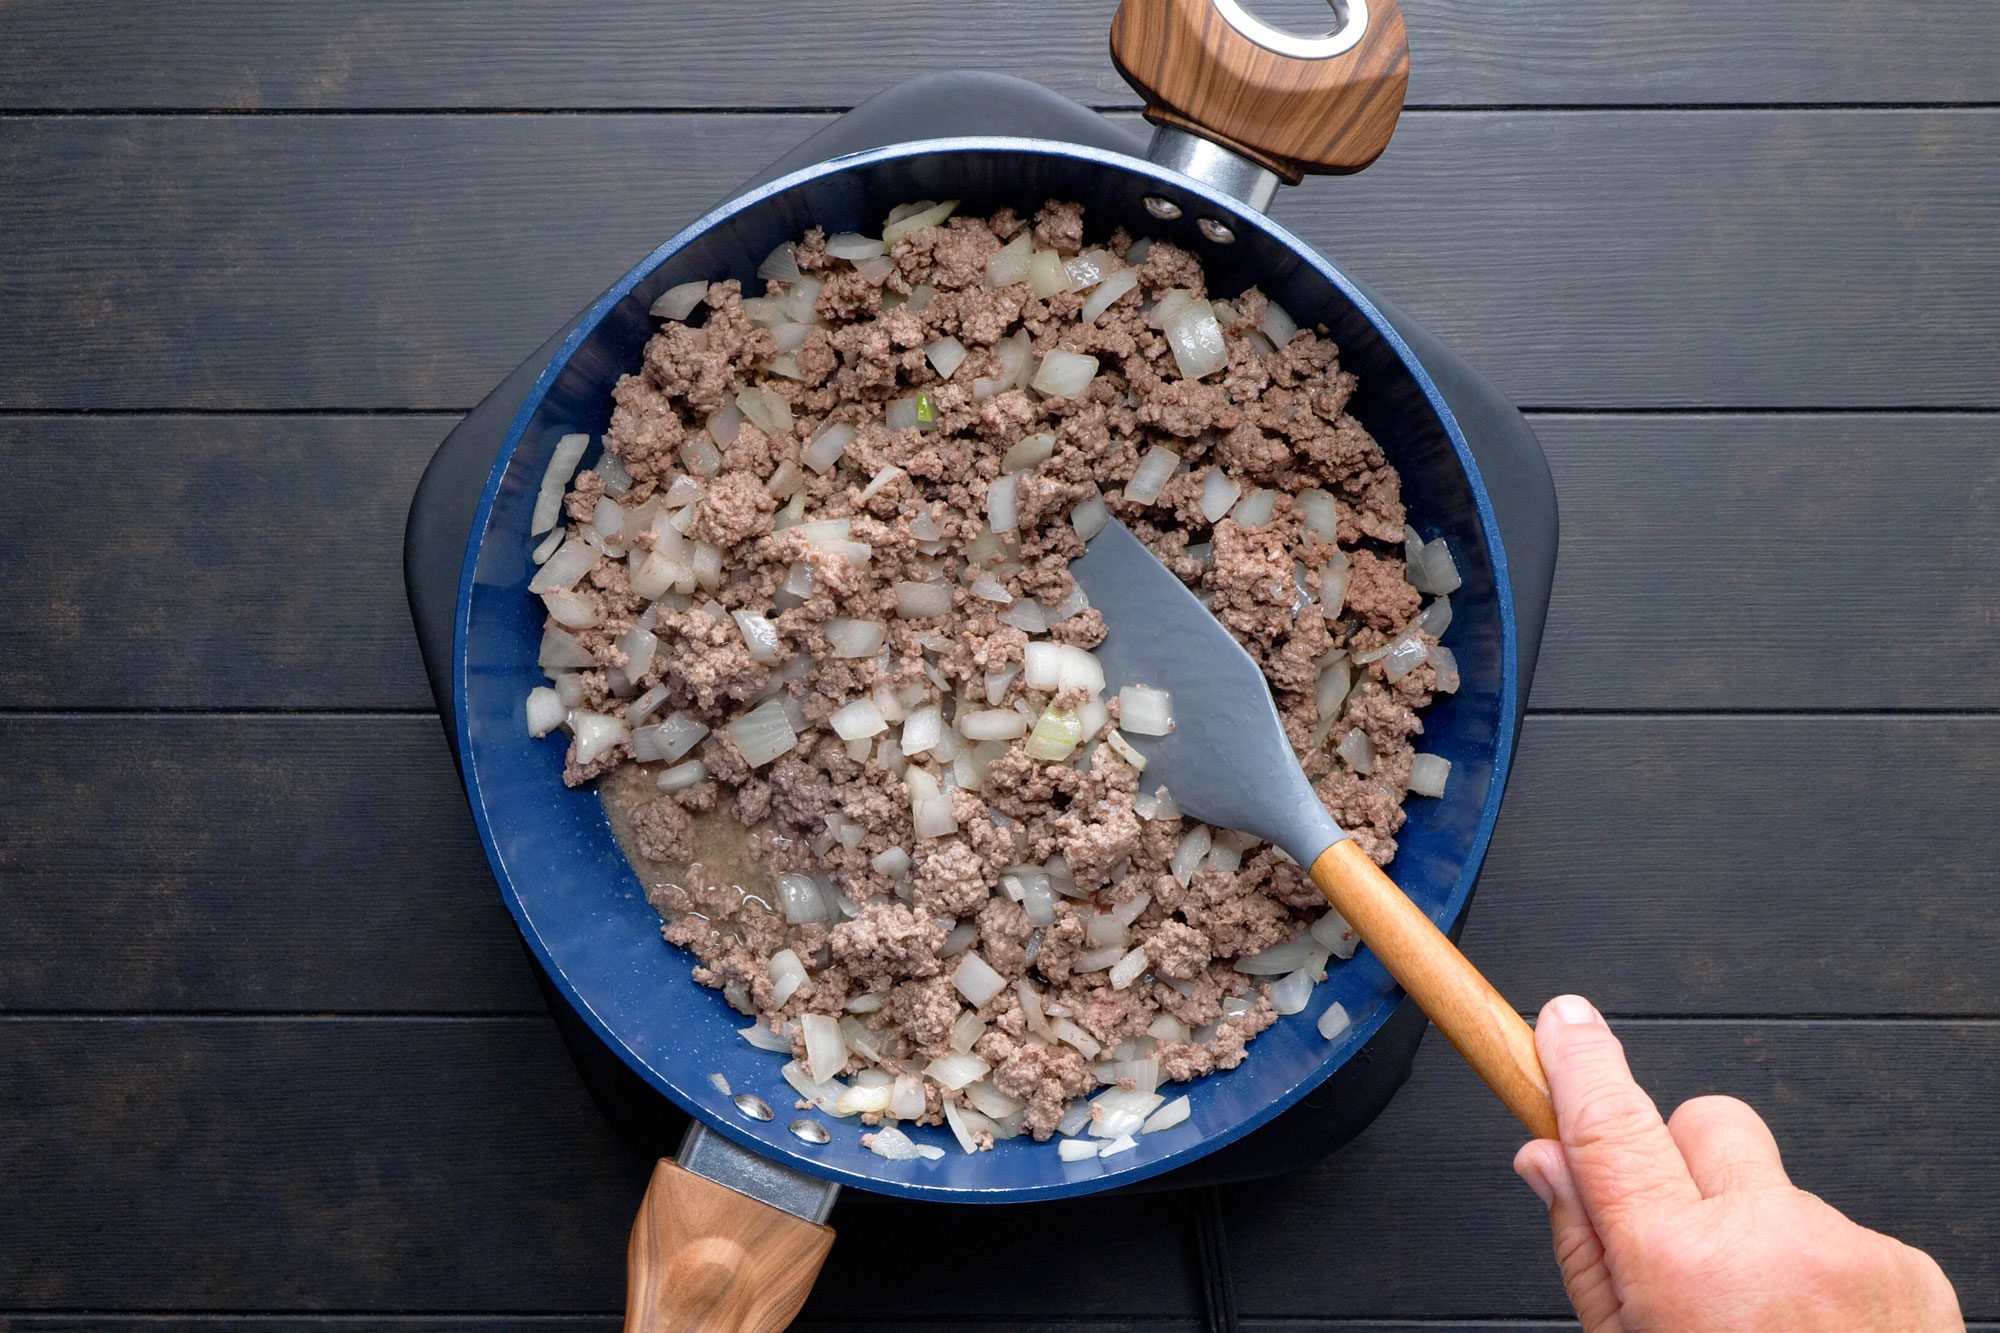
left=0, top=1, right=1991, bottom=109
left=0, top=414, right=444, bottom=710
left=1111, top=0, right=1409, bottom=180
left=0, top=1017, right=1207, bottom=1317
left=624, top=1159, right=833, bottom=1333
left=0, top=1017, right=1987, bottom=1315
left=0, top=113, right=1994, bottom=410
left=1222, top=1022, right=2000, bottom=1320
left=5, top=413, right=1993, bottom=713
left=1310, top=839, right=1553, bottom=1137
left=6, top=714, right=1997, bottom=1016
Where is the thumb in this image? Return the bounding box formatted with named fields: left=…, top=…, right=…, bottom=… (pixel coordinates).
left=1536, top=995, right=1700, bottom=1251
left=1515, top=1139, right=1623, bottom=1333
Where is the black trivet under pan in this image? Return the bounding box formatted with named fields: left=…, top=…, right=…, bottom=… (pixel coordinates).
left=404, top=72, right=1558, bottom=1192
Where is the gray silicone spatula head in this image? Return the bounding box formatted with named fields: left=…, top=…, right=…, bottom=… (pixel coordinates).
left=1071, top=519, right=1347, bottom=867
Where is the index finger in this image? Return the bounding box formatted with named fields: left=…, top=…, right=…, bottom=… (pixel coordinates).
left=1536, top=995, right=1700, bottom=1247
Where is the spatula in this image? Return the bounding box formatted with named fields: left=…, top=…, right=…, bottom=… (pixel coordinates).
left=1072, top=519, right=1556, bottom=1138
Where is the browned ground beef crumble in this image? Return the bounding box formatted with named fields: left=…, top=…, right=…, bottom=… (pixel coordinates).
left=525, top=199, right=1454, bottom=1151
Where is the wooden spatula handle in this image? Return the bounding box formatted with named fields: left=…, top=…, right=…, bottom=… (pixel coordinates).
left=624, top=1158, right=835, bottom=1333
left=1310, top=839, right=1557, bottom=1139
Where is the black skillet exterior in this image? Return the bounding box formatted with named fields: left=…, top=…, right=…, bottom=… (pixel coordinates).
left=403, top=71, right=1557, bottom=1189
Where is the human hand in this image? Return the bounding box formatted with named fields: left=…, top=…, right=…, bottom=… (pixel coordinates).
left=1513, top=995, right=1963, bottom=1332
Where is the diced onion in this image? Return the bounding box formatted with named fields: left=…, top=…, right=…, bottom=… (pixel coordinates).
left=802, top=421, right=854, bottom=473
left=984, top=232, right=1034, bottom=287
left=1124, top=446, right=1179, bottom=504
left=1260, top=299, right=1298, bottom=347
left=912, top=790, right=958, bottom=839
left=1230, top=487, right=1277, bottom=527
left=632, top=712, right=709, bottom=764
left=827, top=617, right=887, bottom=658
left=925, top=336, right=968, bottom=379
left=1071, top=490, right=1110, bottom=541
left=568, top=711, right=626, bottom=765
left=1311, top=910, right=1360, bottom=959
left=1142, top=1095, right=1191, bottom=1135
left=900, top=703, right=944, bottom=757
left=727, top=698, right=798, bottom=768
left=1409, top=753, right=1451, bottom=798
left=1412, top=537, right=1463, bottom=595
left=538, top=625, right=595, bottom=670
left=895, top=581, right=952, bottom=619
left=1058, top=1137, right=1099, bottom=1162
left=1088, top=1086, right=1165, bottom=1139
left=525, top=687, right=565, bottom=737
left=758, top=243, right=802, bottom=282
left=650, top=279, right=708, bottom=321
left=1146, top=289, right=1200, bottom=330
left=1002, top=432, right=1056, bottom=474
left=1170, top=825, right=1212, bottom=885
left=1199, top=469, right=1241, bottom=523
left=1383, top=634, right=1429, bottom=683
left=998, top=600, right=1047, bottom=633
left=1163, top=307, right=1229, bottom=380
left=656, top=759, right=707, bottom=792
left=985, top=473, right=1020, bottom=534
left=735, top=385, right=793, bottom=437
left=1267, top=967, right=1315, bottom=1016
left=830, top=698, right=888, bottom=741
left=775, top=872, right=830, bottom=924
left=802, top=1013, right=846, bottom=1084
left=826, top=231, right=887, bottom=260
left=768, top=948, right=806, bottom=1008
left=1118, top=685, right=1174, bottom=736
left=1417, top=594, right=1453, bottom=640
left=959, top=709, right=1028, bottom=741
left=1298, top=489, right=1338, bottom=541
left=1080, top=267, right=1141, bottom=322
left=1234, top=931, right=1316, bottom=976
left=1108, top=947, right=1149, bottom=990
left=1049, top=1018, right=1102, bottom=1060
left=528, top=538, right=594, bottom=594
left=1336, top=728, right=1376, bottom=774
left=1027, top=249, right=1068, bottom=299
left=707, top=398, right=742, bottom=447
left=925, top=1050, right=990, bottom=1091
left=1031, top=349, right=1100, bottom=398
left=1104, top=729, right=1146, bottom=771
left=882, top=198, right=958, bottom=244
left=530, top=433, right=590, bottom=536
left=1318, top=1002, right=1353, bottom=1041
left=1098, top=1133, right=1138, bottom=1158
left=728, top=609, right=782, bottom=665
left=952, top=952, right=1006, bottom=1007
left=1428, top=643, right=1461, bottom=694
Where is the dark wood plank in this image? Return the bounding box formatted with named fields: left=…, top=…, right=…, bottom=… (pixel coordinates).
left=1529, top=413, right=2000, bottom=711
left=1224, top=1022, right=2000, bottom=1320
left=0, top=1017, right=1206, bottom=1318
left=0, top=415, right=443, bottom=711
left=5, top=715, right=1994, bottom=1016
left=0, top=1, right=1992, bottom=109
left=0, top=112, right=1993, bottom=411
left=0, top=715, right=540, bottom=1013
left=9, top=412, right=1992, bottom=712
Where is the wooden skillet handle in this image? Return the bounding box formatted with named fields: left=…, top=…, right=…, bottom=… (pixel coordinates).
left=624, top=1158, right=835, bottom=1333
left=1110, top=0, right=1410, bottom=183
left=1310, top=840, right=1558, bottom=1139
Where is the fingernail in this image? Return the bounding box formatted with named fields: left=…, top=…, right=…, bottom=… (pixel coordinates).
left=1550, top=994, right=1598, bottom=1026
left=1515, top=1157, right=1556, bottom=1207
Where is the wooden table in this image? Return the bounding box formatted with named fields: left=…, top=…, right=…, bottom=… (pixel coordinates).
left=2, top=4, right=1996, bottom=1328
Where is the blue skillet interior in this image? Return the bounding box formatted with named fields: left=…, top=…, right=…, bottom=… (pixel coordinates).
left=455, top=138, right=1519, bottom=1203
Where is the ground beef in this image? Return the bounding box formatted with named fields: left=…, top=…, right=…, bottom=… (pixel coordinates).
left=528, top=200, right=1454, bottom=1153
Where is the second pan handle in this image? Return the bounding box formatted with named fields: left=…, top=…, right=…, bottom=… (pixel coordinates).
left=1110, top=0, right=1410, bottom=184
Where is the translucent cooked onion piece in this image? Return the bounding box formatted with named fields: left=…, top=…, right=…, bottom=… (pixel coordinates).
left=1124, top=445, right=1179, bottom=504
left=881, top=198, right=958, bottom=244
left=530, top=432, right=590, bottom=536
left=952, top=951, right=1007, bottom=1006
left=1027, top=248, right=1068, bottom=299
left=1030, top=349, right=1100, bottom=398
left=1317, top=1002, right=1353, bottom=1041
left=775, top=872, right=830, bottom=924
left=1117, top=685, right=1174, bottom=736
left=768, top=948, right=806, bottom=1008
left=1080, top=266, right=1141, bottom=322
left=1230, top=487, right=1277, bottom=527
left=1026, top=705, right=1083, bottom=762
left=649, top=279, right=709, bottom=321
left=826, top=617, right=887, bottom=658
left=1260, top=298, right=1298, bottom=347
left=1142, top=1095, right=1191, bottom=1135
left=726, top=698, right=797, bottom=768
left=1266, top=966, right=1314, bottom=1016
left=1311, top=909, right=1360, bottom=959
left=1170, top=825, right=1211, bottom=885
left=1108, top=947, right=1149, bottom=990
left=985, top=473, right=1020, bottom=534
left=895, top=580, right=952, bottom=619
left=1428, top=643, right=1462, bottom=694
left=1336, top=728, right=1376, bottom=774
left=1383, top=634, right=1429, bottom=682
left=567, top=711, right=625, bottom=764
left=1198, top=468, right=1241, bottom=523
left=632, top=711, right=708, bottom=764
left=1412, top=536, right=1463, bottom=595
left=925, top=1050, right=990, bottom=1091
left=925, top=336, right=968, bottom=379
left=1001, top=432, right=1056, bottom=474
left=1070, top=489, right=1110, bottom=542
left=740, top=1022, right=792, bottom=1053
left=731, top=609, right=782, bottom=664
left=984, top=232, right=1034, bottom=287
left=735, top=385, right=793, bottom=437
left=1058, top=1137, right=1099, bottom=1162
left=900, top=703, right=943, bottom=756
left=830, top=697, right=888, bottom=741
left=1409, top=752, right=1452, bottom=798
left=525, top=687, right=566, bottom=738
left=801, top=421, right=854, bottom=473
left=529, top=537, right=595, bottom=594
left=801, top=1013, right=846, bottom=1084
left=1163, top=306, right=1229, bottom=380
left=757, top=242, right=802, bottom=282
left=959, top=708, right=1028, bottom=741
left=656, top=759, right=707, bottom=792
left=1234, top=931, right=1316, bottom=976
left=825, top=231, right=887, bottom=261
